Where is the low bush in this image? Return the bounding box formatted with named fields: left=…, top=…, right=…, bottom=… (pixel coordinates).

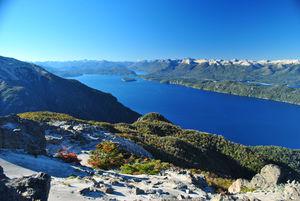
left=120, top=159, right=170, bottom=175
left=240, top=186, right=256, bottom=193
left=88, top=141, right=135, bottom=170
left=56, top=149, right=81, bottom=163
left=205, top=176, right=234, bottom=193
left=190, top=169, right=234, bottom=193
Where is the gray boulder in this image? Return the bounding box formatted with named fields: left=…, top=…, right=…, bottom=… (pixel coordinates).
left=0, top=169, right=51, bottom=201
left=0, top=166, right=6, bottom=179
left=190, top=174, right=207, bottom=188
left=134, top=187, right=145, bottom=195
left=0, top=180, right=20, bottom=201
left=211, top=194, right=255, bottom=201
left=0, top=115, right=46, bottom=155
left=228, top=179, right=250, bottom=194
left=228, top=164, right=283, bottom=194
left=79, top=187, right=103, bottom=197
left=250, top=164, right=282, bottom=188
left=283, top=181, right=300, bottom=200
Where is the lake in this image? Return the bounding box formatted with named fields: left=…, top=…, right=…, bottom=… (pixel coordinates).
left=73, top=74, right=300, bottom=149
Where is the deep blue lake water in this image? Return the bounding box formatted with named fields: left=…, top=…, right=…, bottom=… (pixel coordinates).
left=73, top=74, right=300, bottom=149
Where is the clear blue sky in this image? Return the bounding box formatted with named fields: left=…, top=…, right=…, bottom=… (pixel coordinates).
left=0, top=0, right=300, bottom=61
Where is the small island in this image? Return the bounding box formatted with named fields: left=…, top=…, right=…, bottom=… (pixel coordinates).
left=121, top=77, right=137, bottom=82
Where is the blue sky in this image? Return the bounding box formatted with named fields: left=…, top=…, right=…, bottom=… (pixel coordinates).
left=0, top=0, right=300, bottom=61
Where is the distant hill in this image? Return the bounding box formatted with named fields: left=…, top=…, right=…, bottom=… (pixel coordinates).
left=35, top=60, right=136, bottom=77
left=0, top=56, right=140, bottom=123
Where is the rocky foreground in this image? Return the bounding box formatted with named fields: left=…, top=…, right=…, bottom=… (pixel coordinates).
left=0, top=113, right=300, bottom=201
left=0, top=165, right=50, bottom=201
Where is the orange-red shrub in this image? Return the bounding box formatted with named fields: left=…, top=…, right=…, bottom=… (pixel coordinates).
left=56, top=149, right=81, bottom=163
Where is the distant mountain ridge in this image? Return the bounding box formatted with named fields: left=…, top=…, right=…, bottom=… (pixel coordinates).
left=133, top=58, right=300, bottom=86
left=36, top=58, right=300, bottom=86
left=0, top=56, right=140, bottom=123
left=35, top=60, right=136, bottom=77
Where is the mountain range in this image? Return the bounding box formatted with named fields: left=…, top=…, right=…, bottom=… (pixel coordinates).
left=0, top=56, right=140, bottom=123
left=36, top=60, right=136, bottom=77
left=36, top=58, right=300, bottom=86
left=134, top=58, right=300, bottom=86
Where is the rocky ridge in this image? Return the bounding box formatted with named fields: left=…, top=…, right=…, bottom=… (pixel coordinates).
left=44, top=119, right=153, bottom=159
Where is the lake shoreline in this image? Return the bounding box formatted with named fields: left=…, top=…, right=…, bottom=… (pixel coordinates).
left=142, top=77, right=300, bottom=107
left=73, top=74, right=300, bottom=149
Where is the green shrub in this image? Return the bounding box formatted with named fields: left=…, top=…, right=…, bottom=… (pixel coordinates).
left=240, top=186, right=256, bottom=193
left=120, top=159, right=170, bottom=175
left=133, top=120, right=181, bottom=137
left=205, top=176, right=234, bottom=193
left=88, top=141, right=135, bottom=170
left=190, top=169, right=234, bottom=193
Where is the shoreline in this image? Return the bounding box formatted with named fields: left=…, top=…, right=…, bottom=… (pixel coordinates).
left=142, top=77, right=300, bottom=107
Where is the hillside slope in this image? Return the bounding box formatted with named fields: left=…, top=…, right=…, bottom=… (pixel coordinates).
left=19, top=111, right=300, bottom=181
left=0, top=56, right=140, bottom=123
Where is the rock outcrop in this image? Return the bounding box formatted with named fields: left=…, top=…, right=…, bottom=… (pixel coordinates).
left=250, top=164, right=283, bottom=188
left=0, top=115, right=46, bottom=155
left=228, top=164, right=284, bottom=194
left=0, top=166, right=6, bottom=180
left=45, top=120, right=153, bottom=158
left=0, top=166, right=51, bottom=201
left=227, top=179, right=250, bottom=194
left=284, top=181, right=300, bottom=200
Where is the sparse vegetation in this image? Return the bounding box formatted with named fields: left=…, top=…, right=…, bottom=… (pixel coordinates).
left=19, top=111, right=79, bottom=122
left=114, top=113, right=300, bottom=180
left=190, top=169, right=234, bottom=193
left=240, top=186, right=256, bottom=193
left=120, top=159, right=170, bottom=175
left=88, top=141, right=169, bottom=175
left=88, top=141, right=135, bottom=170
